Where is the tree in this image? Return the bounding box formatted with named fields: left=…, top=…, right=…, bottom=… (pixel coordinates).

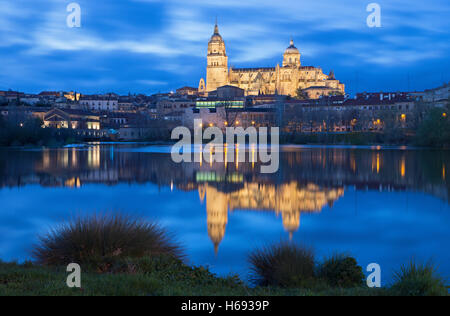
left=295, top=88, right=308, bottom=100
left=415, top=108, right=450, bottom=147
left=328, top=91, right=344, bottom=96
left=219, top=100, right=240, bottom=128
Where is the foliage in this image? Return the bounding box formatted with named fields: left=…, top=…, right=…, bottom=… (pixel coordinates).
left=248, top=242, right=316, bottom=288
left=317, top=254, right=365, bottom=288
left=0, top=117, right=81, bottom=147
left=415, top=108, right=450, bottom=147
left=32, top=213, right=184, bottom=271
left=0, top=260, right=392, bottom=296
left=391, top=260, right=448, bottom=296
left=295, top=88, right=308, bottom=100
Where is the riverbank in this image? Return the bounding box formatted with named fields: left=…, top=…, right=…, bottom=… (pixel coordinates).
left=1, top=209, right=448, bottom=296
left=2, top=259, right=448, bottom=296
left=1, top=132, right=448, bottom=149
left=0, top=260, right=388, bottom=296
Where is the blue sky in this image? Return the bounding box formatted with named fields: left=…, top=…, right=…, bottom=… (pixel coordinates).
left=0, top=0, right=449, bottom=95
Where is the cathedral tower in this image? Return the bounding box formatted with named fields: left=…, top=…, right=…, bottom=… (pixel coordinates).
left=282, top=39, right=301, bottom=67
left=206, top=23, right=228, bottom=92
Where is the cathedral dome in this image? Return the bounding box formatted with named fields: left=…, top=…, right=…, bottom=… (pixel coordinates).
left=285, top=39, right=299, bottom=54
left=209, top=24, right=223, bottom=42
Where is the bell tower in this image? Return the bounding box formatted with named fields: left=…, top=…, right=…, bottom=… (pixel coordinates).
left=206, top=22, right=228, bottom=92
left=283, top=39, right=301, bottom=67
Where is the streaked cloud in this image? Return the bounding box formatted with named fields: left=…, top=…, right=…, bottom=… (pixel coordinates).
left=0, top=0, right=449, bottom=94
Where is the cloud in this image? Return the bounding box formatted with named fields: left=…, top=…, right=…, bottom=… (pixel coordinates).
left=0, top=0, right=449, bottom=92
left=136, top=80, right=168, bottom=86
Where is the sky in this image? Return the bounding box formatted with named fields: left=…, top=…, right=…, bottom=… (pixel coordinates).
left=0, top=0, right=449, bottom=95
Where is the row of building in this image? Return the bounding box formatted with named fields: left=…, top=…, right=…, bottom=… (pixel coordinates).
left=159, top=83, right=449, bottom=132
left=1, top=81, right=448, bottom=139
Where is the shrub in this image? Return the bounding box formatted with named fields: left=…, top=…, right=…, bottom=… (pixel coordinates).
left=415, top=108, right=450, bottom=147
left=248, top=242, right=315, bottom=288
left=109, top=255, right=243, bottom=288
left=391, top=260, right=448, bottom=296
left=32, top=213, right=184, bottom=271
left=318, top=254, right=365, bottom=288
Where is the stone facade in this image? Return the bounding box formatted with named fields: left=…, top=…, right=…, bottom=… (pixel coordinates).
left=200, top=23, right=345, bottom=98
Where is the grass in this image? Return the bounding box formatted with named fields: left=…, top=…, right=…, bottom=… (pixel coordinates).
left=0, top=216, right=447, bottom=296
left=317, top=254, right=365, bottom=288
left=0, top=259, right=389, bottom=296
left=248, top=243, right=365, bottom=290
left=248, top=242, right=316, bottom=288
left=32, top=213, right=184, bottom=272
left=390, top=260, right=448, bottom=296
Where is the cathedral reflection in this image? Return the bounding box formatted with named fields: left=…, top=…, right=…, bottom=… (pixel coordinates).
left=198, top=182, right=344, bottom=254
left=0, top=145, right=448, bottom=255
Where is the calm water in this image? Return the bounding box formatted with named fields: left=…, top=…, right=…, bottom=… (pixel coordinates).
left=0, top=144, right=449, bottom=285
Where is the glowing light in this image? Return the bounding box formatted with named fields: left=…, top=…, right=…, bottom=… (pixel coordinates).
left=400, top=157, right=405, bottom=178
left=376, top=153, right=380, bottom=174
left=443, top=112, right=447, bottom=118
left=210, top=149, right=213, bottom=167
left=224, top=146, right=228, bottom=167
left=351, top=157, right=356, bottom=173
left=251, top=146, right=256, bottom=169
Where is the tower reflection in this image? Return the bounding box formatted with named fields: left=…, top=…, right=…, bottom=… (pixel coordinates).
left=199, top=182, right=344, bottom=254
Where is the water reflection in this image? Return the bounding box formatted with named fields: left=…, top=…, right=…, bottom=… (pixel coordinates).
left=201, top=182, right=344, bottom=253
left=0, top=145, right=448, bottom=259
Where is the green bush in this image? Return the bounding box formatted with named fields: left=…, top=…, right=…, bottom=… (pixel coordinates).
left=391, top=261, right=448, bottom=296
left=248, top=242, right=315, bottom=288
left=108, top=255, right=243, bottom=288
left=415, top=108, right=450, bottom=147
left=32, top=213, right=184, bottom=271
left=318, top=254, right=365, bottom=288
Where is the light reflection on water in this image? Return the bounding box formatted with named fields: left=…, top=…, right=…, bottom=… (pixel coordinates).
left=0, top=144, right=448, bottom=283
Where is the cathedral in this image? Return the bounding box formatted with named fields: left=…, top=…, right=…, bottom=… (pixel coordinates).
left=199, top=23, right=345, bottom=98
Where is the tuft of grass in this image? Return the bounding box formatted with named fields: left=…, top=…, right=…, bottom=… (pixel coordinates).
left=248, top=241, right=315, bottom=288
left=32, top=213, right=184, bottom=271
left=391, top=260, right=448, bottom=296
left=317, top=254, right=365, bottom=288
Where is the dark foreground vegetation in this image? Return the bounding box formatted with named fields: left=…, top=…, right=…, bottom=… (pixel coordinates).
left=281, top=108, right=450, bottom=147
left=0, top=117, right=83, bottom=147
left=1, top=106, right=449, bottom=148
left=0, top=214, right=448, bottom=296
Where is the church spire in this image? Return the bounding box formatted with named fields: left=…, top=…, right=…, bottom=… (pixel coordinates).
left=214, top=18, right=219, bottom=34
left=214, top=242, right=219, bottom=257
